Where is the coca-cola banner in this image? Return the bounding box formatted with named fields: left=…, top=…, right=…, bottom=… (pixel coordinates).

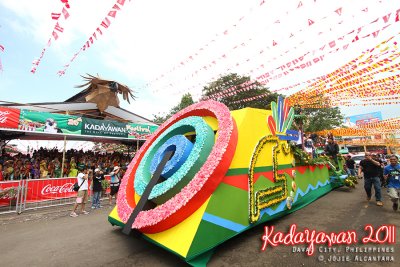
left=25, top=178, right=77, bottom=202
left=0, top=181, right=20, bottom=206
left=0, top=107, right=20, bottom=129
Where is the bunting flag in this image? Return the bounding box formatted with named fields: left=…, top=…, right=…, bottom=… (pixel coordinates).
left=31, top=1, right=72, bottom=74
left=57, top=0, right=130, bottom=76
left=165, top=2, right=399, bottom=96
left=0, top=44, right=4, bottom=52
left=314, top=117, right=400, bottom=137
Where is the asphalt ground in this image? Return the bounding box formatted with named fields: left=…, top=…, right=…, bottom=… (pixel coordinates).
left=0, top=181, right=399, bottom=267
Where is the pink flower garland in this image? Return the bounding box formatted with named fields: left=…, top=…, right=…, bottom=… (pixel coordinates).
left=117, top=100, right=238, bottom=233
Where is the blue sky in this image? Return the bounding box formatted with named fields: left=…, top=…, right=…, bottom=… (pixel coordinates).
left=0, top=0, right=399, bottom=122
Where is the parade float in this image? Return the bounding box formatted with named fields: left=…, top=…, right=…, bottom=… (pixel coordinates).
left=108, top=97, right=348, bottom=266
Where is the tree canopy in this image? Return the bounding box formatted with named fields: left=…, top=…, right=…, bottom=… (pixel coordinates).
left=152, top=93, right=194, bottom=124
left=201, top=73, right=280, bottom=110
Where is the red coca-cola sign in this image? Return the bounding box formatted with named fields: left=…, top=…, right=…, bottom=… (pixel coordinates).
left=40, top=183, right=74, bottom=195
left=0, top=107, right=20, bottom=129
left=25, top=178, right=77, bottom=202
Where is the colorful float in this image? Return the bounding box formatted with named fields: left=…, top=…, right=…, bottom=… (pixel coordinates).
left=108, top=97, right=347, bottom=266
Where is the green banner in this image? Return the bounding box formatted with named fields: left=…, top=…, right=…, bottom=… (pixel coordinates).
left=19, top=110, right=82, bottom=134
left=81, top=118, right=128, bottom=138
left=127, top=123, right=158, bottom=139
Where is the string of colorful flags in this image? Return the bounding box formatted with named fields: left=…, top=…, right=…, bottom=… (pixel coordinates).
left=31, top=0, right=71, bottom=74
left=57, top=0, right=129, bottom=76
left=314, top=117, right=400, bottom=137
left=156, top=1, right=399, bottom=95
left=204, top=8, right=400, bottom=102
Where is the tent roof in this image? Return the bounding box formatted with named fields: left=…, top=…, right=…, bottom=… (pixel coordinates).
left=0, top=101, right=157, bottom=126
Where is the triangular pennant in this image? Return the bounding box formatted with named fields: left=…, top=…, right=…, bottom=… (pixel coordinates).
left=89, top=37, right=94, bottom=44
left=93, top=32, right=97, bottom=40
left=352, top=36, right=359, bottom=42
left=52, top=31, right=59, bottom=40
left=308, top=19, right=314, bottom=26
left=329, top=40, right=336, bottom=48
left=113, top=4, right=121, bottom=10
left=298, top=1, right=303, bottom=8
left=117, top=0, right=126, bottom=5
left=273, top=40, right=277, bottom=46
left=383, top=13, right=391, bottom=23
left=0, top=44, right=4, bottom=52
left=51, top=13, right=61, bottom=20
left=396, top=9, right=400, bottom=22
left=54, top=22, right=64, bottom=33
left=334, top=7, right=342, bottom=16
left=96, top=27, right=103, bottom=35
left=108, top=10, right=117, bottom=18
left=101, top=17, right=111, bottom=28
left=62, top=7, right=70, bottom=19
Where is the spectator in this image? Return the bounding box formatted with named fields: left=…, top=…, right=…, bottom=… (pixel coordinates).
left=383, top=155, right=400, bottom=211
left=91, top=168, right=104, bottom=209
left=70, top=167, right=91, bottom=217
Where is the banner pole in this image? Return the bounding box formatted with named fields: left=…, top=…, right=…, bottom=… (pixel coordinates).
left=61, top=135, right=67, bottom=177
left=61, top=111, right=69, bottom=177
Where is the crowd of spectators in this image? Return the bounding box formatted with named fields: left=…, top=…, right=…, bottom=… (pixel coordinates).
left=0, top=147, right=133, bottom=181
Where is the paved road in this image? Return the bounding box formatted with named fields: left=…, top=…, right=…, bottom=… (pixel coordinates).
left=0, top=182, right=399, bottom=267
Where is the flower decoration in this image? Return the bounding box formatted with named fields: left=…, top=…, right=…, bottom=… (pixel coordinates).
left=149, top=135, right=194, bottom=178
left=135, top=117, right=214, bottom=204
left=248, top=135, right=290, bottom=223
left=117, top=100, right=238, bottom=233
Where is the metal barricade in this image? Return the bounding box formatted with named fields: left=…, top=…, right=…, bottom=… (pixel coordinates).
left=0, top=180, right=23, bottom=215
left=1, top=175, right=112, bottom=214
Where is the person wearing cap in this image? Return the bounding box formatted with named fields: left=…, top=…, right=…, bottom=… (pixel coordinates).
left=91, top=168, right=104, bottom=209
left=109, top=166, right=121, bottom=205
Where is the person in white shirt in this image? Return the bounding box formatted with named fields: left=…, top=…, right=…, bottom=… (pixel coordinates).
left=70, top=167, right=91, bottom=217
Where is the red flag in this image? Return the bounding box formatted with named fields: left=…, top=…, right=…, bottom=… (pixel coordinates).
left=93, top=32, right=97, bottom=40
left=60, top=0, right=70, bottom=9
left=273, top=40, right=277, bottom=46
left=52, top=31, right=59, bottom=40
left=329, top=40, right=336, bottom=48
left=335, top=7, right=342, bottom=16
left=108, top=10, right=117, bottom=18
left=89, top=37, right=94, bottom=44
left=308, top=19, right=314, bottom=26
left=51, top=13, right=61, bottom=20
left=62, top=7, right=70, bottom=19
left=383, top=13, right=391, bottom=23
left=117, top=0, right=126, bottom=6
left=96, top=27, right=103, bottom=35
left=298, top=1, right=303, bottom=8
left=352, top=36, right=359, bottom=42
left=101, top=17, right=111, bottom=28
left=396, top=9, right=400, bottom=22
left=55, top=22, right=64, bottom=32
